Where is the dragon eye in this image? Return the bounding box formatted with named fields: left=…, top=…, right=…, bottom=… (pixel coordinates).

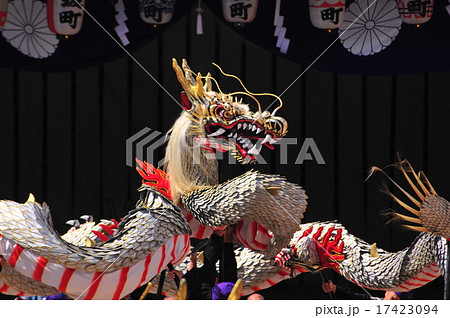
left=221, top=110, right=233, bottom=120
left=214, top=105, right=234, bottom=120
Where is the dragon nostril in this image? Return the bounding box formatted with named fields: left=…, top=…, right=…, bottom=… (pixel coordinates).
left=265, top=117, right=287, bottom=137
left=261, top=111, right=270, bottom=118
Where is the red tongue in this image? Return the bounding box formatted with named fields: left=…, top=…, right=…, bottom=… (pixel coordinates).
left=265, top=143, right=274, bottom=150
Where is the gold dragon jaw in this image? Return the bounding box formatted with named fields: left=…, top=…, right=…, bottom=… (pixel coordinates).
left=172, top=58, right=288, bottom=163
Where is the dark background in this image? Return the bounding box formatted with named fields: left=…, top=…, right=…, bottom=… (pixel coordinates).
left=1, top=1, right=449, bottom=299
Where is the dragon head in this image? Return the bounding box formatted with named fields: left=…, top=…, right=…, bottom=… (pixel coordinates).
left=172, top=59, right=288, bottom=163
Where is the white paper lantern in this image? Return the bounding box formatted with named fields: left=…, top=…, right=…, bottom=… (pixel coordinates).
left=47, top=0, right=85, bottom=35
left=0, top=0, right=8, bottom=32
left=222, top=0, right=258, bottom=23
left=139, top=0, right=176, bottom=24
left=309, top=0, right=346, bottom=29
left=397, top=0, right=434, bottom=24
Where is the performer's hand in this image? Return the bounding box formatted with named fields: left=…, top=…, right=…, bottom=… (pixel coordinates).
left=384, top=291, right=401, bottom=300
left=190, top=251, right=198, bottom=263
left=322, top=281, right=336, bottom=294
left=168, top=270, right=182, bottom=281
left=188, top=248, right=198, bottom=270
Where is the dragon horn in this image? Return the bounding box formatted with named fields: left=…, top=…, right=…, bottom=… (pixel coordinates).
left=204, top=72, right=212, bottom=92
left=173, top=59, right=207, bottom=101
left=196, top=72, right=205, bottom=98
left=25, top=193, right=35, bottom=204
left=370, top=243, right=379, bottom=258
left=173, top=59, right=196, bottom=98
left=181, top=58, right=196, bottom=85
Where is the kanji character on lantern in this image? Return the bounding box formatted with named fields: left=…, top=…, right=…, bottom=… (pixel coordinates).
left=397, top=0, right=434, bottom=24
left=309, top=0, right=346, bottom=29
left=222, top=0, right=258, bottom=23
left=139, top=0, right=176, bottom=25
left=47, top=0, right=85, bottom=35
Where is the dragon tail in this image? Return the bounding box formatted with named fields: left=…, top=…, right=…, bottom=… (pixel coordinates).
left=369, top=157, right=450, bottom=239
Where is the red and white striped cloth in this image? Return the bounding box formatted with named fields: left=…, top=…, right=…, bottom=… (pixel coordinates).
left=391, top=262, right=441, bottom=292
left=0, top=234, right=190, bottom=299
left=274, top=249, right=291, bottom=269
left=183, top=211, right=214, bottom=239
left=183, top=211, right=273, bottom=252
left=245, top=269, right=292, bottom=294
left=232, top=220, right=273, bottom=251
left=348, top=262, right=442, bottom=293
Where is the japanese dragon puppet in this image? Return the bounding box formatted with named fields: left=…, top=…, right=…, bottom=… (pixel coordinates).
left=0, top=59, right=449, bottom=299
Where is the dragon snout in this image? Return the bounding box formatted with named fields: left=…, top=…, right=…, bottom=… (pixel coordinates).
left=264, top=116, right=288, bottom=138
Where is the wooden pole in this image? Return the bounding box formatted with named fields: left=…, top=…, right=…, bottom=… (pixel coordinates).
left=156, top=269, right=167, bottom=299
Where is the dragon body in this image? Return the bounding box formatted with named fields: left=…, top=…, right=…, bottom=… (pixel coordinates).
left=286, top=222, right=446, bottom=292
left=142, top=220, right=448, bottom=298
left=0, top=191, right=190, bottom=299
left=0, top=59, right=449, bottom=299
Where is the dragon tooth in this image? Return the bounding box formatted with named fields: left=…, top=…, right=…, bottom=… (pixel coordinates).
left=243, top=123, right=248, bottom=129
left=80, top=215, right=93, bottom=222
left=269, top=136, right=278, bottom=144
left=248, top=143, right=261, bottom=155
left=237, top=123, right=242, bottom=129
left=252, top=125, right=257, bottom=132
left=257, top=143, right=263, bottom=152
left=256, top=128, right=262, bottom=134
left=208, top=128, right=226, bottom=137
left=66, top=220, right=80, bottom=227
left=262, top=135, right=271, bottom=144
left=248, top=144, right=257, bottom=154
left=228, top=133, right=233, bottom=137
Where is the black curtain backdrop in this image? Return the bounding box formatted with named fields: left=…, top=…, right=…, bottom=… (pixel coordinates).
left=0, top=1, right=449, bottom=299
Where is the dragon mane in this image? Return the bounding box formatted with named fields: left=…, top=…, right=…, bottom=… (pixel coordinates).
left=164, top=111, right=218, bottom=204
